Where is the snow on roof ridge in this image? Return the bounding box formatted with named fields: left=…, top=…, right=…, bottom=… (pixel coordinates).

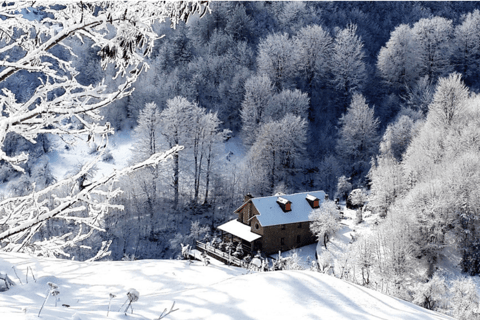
left=252, top=190, right=324, bottom=201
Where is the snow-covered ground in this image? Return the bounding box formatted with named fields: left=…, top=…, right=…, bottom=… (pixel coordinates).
left=0, top=252, right=452, bottom=320
left=47, top=130, right=134, bottom=182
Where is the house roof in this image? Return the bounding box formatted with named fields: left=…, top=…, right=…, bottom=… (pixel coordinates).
left=251, top=191, right=326, bottom=227
left=217, top=219, right=262, bottom=242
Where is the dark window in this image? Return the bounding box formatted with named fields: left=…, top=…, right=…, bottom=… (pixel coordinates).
left=281, top=238, right=285, bottom=245
left=297, top=223, right=302, bottom=229
left=297, top=235, right=301, bottom=243
left=281, top=224, right=285, bottom=230
left=255, top=223, right=259, bottom=230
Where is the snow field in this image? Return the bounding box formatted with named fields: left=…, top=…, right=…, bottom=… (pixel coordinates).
left=0, top=252, right=452, bottom=320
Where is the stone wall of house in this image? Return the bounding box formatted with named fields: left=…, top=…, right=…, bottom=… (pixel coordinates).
left=238, top=201, right=259, bottom=226
left=259, top=221, right=316, bottom=255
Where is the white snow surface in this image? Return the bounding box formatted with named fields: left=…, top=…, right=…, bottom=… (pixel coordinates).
left=0, top=252, right=452, bottom=320
left=47, top=131, right=133, bottom=182
left=251, top=191, right=326, bottom=227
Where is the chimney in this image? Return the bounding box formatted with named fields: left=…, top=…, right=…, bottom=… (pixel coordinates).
left=244, top=193, right=254, bottom=203
left=277, top=197, right=292, bottom=212
left=306, top=194, right=320, bottom=209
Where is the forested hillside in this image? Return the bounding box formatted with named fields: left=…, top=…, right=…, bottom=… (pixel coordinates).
left=2, top=3, right=480, bottom=317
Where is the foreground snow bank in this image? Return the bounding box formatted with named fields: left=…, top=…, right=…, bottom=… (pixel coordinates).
left=0, top=252, right=451, bottom=319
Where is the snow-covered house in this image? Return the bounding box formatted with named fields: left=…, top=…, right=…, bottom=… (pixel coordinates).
left=217, top=191, right=326, bottom=255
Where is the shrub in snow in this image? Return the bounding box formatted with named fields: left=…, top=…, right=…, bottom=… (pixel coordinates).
left=102, top=149, right=114, bottom=163
left=200, top=251, right=210, bottom=266
left=412, top=275, right=446, bottom=311
left=122, top=254, right=136, bottom=261
left=284, top=250, right=304, bottom=271
left=241, top=254, right=252, bottom=268
left=180, top=243, right=191, bottom=260
left=317, top=250, right=333, bottom=274
left=450, top=278, right=480, bottom=320
left=233, top=243, right=244, bottom=258
left=0, top=272, right=15, bottom=292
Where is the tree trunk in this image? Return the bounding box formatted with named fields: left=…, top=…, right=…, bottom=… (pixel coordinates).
left=173, top=152, right=179, bottom=210
left=204, top=144, right=212, bottom=204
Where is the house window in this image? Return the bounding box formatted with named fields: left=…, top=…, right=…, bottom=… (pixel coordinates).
left=297, top=235, right=301, bottom=243
left=281, top=224, right=285, bottom=230
left=281, top=238, right=285, bottom=245
left=255, top=223, right=259, bottom=230
left=297, top=223, right=302, bottom=229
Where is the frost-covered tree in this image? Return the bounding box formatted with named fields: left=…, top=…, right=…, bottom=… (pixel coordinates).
left=454, top=10, right=480, bottom=83
left=131, top=102, right=163, bottom=214
left=412, top=275, right=447, bottom=311
left=403, top=76, right=435, bottom=114
left=245, top=114, right=307, bottom=194
left=294, top=24, right=332, bottom=96
left=132, top=103, right=162, bottom=162
left=451, top=278, right=480, bottom=320
left=336, top=93, right=380, bottom=179
left=379, top=113, right=419, bottom=161
left=159, top=96, right=198, bottom=208
left=191, top=110, right=230, bottom=203
left=0, top=1, right=208, bottom=257
left=309, top=200, right=341, bottom=249
left=377, top=24, right=420, bottom=90
left=412, top=16, right=454, bottom=80
left=264, top=89, right=310, bottom=122
left=256, top=32, right=299, bottom=90
left=368, top=155, right=406, bottom=217
left=330, top=24, right=367, bottom=111
left=240, top=74, right=275, bottom=147
left=427, top=72, right=468, bottom=128
left=336, top=175, right=352, bottom=201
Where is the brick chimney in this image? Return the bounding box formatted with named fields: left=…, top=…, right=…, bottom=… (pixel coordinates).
left=244, top=193, right=254, bottom=203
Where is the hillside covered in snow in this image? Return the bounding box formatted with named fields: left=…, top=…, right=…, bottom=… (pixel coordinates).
left=0, top=252, right=452, bottom=320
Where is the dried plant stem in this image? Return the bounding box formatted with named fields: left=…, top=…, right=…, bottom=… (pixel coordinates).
left=38, top=291, right=50, bottom=317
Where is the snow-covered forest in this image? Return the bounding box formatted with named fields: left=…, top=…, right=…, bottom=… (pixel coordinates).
left=2, top=1, right=480, bottom=319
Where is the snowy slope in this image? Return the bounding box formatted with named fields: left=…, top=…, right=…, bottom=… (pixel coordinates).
left=0, top=253, right=452, bottom=320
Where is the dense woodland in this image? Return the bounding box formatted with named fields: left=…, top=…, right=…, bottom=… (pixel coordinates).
left=2, top=2, right=480, bottom=317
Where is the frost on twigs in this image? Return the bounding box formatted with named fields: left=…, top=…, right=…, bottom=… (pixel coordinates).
left=0, top=145, right=183, bottom=258
left=157, top=301, right=179, bottom=319
left=0, top=1, right=207, bottom=256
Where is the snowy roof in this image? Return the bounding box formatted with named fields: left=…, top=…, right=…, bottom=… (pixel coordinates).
left=217, top=219, right=262, bottom=242
left=251, top=191, right=326, bottom=227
